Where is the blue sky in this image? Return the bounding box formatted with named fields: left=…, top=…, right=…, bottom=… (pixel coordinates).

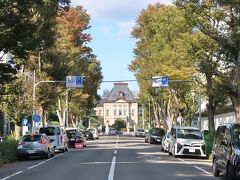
left=71, top=0, right=173, bottom=95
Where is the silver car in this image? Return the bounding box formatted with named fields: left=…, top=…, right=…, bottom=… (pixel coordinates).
left=161, top=132, right=170, bottom=152
left=16, top=133, right=55, bottom=160
left=168, top=126, right=206, bottom=158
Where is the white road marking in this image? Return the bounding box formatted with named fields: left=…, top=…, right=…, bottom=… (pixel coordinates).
left=27, top=161, right=45, bottom=169
left=178, top=158, right=211, bottom=175
left=108, top=156, right=116, bottom=180
left=1, top=153, right=64, bottom=180
left=1, top=171, right=23, bottom=180
left=194, top=166, right=211, bottom=175
left=114, top=150, right=117, bottom=155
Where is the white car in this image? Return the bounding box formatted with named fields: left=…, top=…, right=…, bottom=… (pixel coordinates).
left=87, top=128, right=99, bottom=139
left=135, top=128, right=145, bottom=137
left=168, top=126, right=206, bottom=158
left=39, top=125, right=69, bottom=153
left=161, top=132, right=170, bottom=152
left=108, top=128, right=116, bottom=136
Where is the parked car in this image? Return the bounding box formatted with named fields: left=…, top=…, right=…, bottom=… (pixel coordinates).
left=168, top=126, right=206, bottom=158
left=39, top=125, right=69, bottom=153
left=66, top=127, right=86, bottom=148
left=212, top=123, right=240, bottom=178
left=109, top=128, right=117, bottom=136
left=16, top=133, right=55, bottom=160
left=86, top=128, right=99, bottom=140
left=135, top=128, right=145, bottom=137
left=145, top=128, right=165, bottom=144
left=161, top=132, right=170, bottom=152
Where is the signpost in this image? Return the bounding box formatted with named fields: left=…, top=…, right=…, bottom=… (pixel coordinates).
left=152, top=76, right=168, bottom=87
left=66, top=76, right=83, bottom=88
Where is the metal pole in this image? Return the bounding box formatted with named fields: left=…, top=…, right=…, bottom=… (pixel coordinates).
left=148, top=97, right=151, bottom=129
left=142, top=107, right=144, bottom=129
left=66, top=89, right=69, bottom=128
left=32, top=71, right=36, bottom=132
left=199, top=89, right=201, bottom=130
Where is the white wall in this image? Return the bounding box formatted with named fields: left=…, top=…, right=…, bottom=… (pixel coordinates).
left=201, top=112, right=236, bottom=130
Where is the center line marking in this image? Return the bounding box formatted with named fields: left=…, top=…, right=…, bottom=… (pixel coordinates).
left=114, top=150, right=117, bottom=155
left=1, top=171, right=23, bottom=180
left=108, top=156, right=116, bottom=180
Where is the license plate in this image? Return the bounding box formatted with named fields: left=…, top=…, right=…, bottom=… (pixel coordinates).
left=27, top=150, right=36, bottom=154
left=157, top=139, right=161, bottom=142
left=189, top=149, right=195, bottom=153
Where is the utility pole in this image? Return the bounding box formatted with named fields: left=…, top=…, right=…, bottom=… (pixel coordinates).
left=65, top=89, right=70, bottom=128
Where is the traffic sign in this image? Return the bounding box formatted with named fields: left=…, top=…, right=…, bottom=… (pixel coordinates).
left=66, top=76, right=83, bottom=88
left=152, top=76, right=168, bottom=87
left=22, top=118, right=28, bottom=126
left=33, top=114, right=41, bottom=122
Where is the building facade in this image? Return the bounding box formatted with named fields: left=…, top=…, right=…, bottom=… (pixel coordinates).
left=95, top=83, right=139, bottom=131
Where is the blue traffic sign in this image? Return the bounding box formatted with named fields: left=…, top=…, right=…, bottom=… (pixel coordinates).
left=66, top=76, right=83, bottom=88
left=161, top=76, right=168, bottom=87
left=33, top=114, right=41, bottom=122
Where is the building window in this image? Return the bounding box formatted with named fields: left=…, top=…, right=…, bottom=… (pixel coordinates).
left=119, top=109, right=122, bottom=116
left=106, top=110, right=109, bottom=116
left=123, top=109, right=127, bottom=116
left=114, top=109, right=117, bottom=116
left=132, top=109, right=135, bottom=116
left=99, top=110, right=102, bottom=116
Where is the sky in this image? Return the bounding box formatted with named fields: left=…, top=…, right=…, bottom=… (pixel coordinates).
left=71, top=0, right=173, bottom=95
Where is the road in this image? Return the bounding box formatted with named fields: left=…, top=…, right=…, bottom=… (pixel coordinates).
left=0, top=135, right=224, bottom=180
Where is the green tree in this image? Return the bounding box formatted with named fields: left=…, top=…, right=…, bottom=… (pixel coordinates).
left=1, top=75, right=32, bottom=139
left=112, top=119, right=126, bottom=130
left=175, top=0, right=240, bottom=122
left=130, top=4, right=197, bottom=130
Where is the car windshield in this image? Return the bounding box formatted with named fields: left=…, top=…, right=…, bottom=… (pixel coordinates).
left=233, top=124, right=240, bottom=147
left=177, top=129, right=203, bottom=139
left=21, top=135, right=41, bottom=142
left=39, top=127, right=60, bottom=136
left=66, top=130, right=78, bottom=138
left=137, top=129, right=144, bottom=132
left=151, top=128, right=165, bottom=136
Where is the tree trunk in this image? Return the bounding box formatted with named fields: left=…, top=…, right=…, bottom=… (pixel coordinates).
left=15, top=124, right=22, bottom=140
left=206, top=101, right=215, bottom=133
left=231, top=62, right=240, bottom=123
left=232, top=96, right=240, bottom=123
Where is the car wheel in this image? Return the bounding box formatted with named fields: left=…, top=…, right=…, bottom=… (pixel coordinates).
left=51, top=151, right=55, bottom=157
left=168, top=145, right=172, bottom=155
left=226, top=162, right=236, bottom=178
left=212, top=158, right=220, bottom=177
left=45, top=149, right=51, bottom=159
left=61, top=148, right=65, bottom=153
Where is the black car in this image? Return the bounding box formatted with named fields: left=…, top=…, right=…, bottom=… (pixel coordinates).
left=212, top=123, right=240, bottom=178
left=66, top=128, right=86, bottom=147
left=145, top=128, right=165, bottom=144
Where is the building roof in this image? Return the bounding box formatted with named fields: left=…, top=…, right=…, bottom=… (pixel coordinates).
left=105, top=83, right=136, bottom=102
left=96, top=83, right=137, bottom=107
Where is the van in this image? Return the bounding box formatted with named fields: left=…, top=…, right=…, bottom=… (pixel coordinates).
left=212, top=123, right=240, bottom=178
left=168, top=126, right=206, bottom=158
left=39, top=125, right=69, bottom=153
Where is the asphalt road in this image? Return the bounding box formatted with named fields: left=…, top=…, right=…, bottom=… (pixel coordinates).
left=0, top=135, right=226, bottom=180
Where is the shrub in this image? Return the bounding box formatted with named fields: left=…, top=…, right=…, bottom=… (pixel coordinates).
left=204, top=134, right=214, bottom=159
left=0, top=136, right=18, bottom=166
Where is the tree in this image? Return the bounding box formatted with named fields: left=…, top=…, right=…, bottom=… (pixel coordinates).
left=0, top=0, right=70, bottom=61
left=40, top=6, right=103, bottom=125
left=130, top=4, right=197, bottom=130
left=112, top=119, right=126, bottom=130
left=175, top=0, right=240, bottom=122
left=1, top=75, right=32, bottom=139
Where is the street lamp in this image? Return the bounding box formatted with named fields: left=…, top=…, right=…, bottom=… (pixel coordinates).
left=148, top=96, right=151, bottom=129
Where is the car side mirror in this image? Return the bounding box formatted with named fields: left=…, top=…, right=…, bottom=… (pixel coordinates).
left=50, top=139, right=55, bottom=143
left=221, top=139, right=228, bottom=146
